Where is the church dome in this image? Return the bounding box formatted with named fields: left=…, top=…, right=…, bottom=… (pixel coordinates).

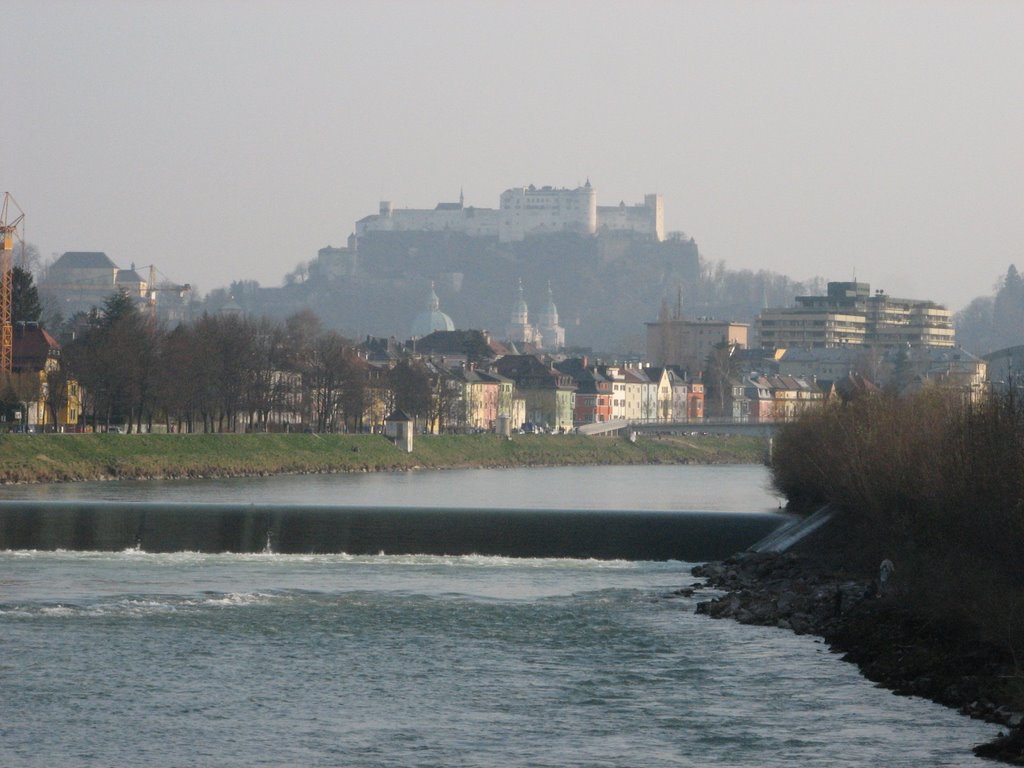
left=411, top=283, right=455, bottom=337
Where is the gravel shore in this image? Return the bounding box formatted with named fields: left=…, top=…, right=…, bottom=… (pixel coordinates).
left=692, top=551, right=1024, bottom=764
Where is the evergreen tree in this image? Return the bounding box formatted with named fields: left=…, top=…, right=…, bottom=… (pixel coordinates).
left=64, top=289, right=159, bottom=431
left=100, top=289, right=139, bottom=327
left=886, top=346, right=915, bottom=395
left=955, top=265, right=1024, bottom=355
left=993, top=265, right=1024, bottom=348
left=11, top=266, right=42, bottom=323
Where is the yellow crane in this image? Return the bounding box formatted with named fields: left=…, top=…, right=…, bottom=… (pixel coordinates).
left=139, top=264, right=191, bottom=318
left=0, top=192, right=25, bottom=374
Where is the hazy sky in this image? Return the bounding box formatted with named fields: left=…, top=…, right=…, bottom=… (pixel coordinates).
left=4, top=1, right=1022, bottom=311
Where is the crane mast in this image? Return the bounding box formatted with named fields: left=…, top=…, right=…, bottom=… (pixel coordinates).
left=0, top=193, right=25, bottom=375
left=139, top=263, right=191, bottom=318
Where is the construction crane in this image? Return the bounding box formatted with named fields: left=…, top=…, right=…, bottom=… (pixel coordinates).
left=0, top=193, right=25, bottom=374
left=140, top=264, right=191, bottom=319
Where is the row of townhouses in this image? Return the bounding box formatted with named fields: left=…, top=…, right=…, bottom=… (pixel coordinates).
left=360, top=341, right=707, bottom=435
left=8, top=315, right=991, bottom=434
left=7, top=269, right=993, bottom=433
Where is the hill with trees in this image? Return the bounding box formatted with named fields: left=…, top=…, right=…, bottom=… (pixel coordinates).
left=199, top=231, right=824, bottom=356
left=956, top=265, right=1024, bottom=355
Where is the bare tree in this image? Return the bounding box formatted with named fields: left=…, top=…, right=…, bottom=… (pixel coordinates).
left=0, top=372, right=41, bottom=429
left=389, top=360, right=432, bottom=422
left=43, top=364, right=71, bottom=429
left=303, top=331, right=352, bottom=432
left=245, top=316, right=289, bottom=430
left=704, top=340, right=739, bottom=418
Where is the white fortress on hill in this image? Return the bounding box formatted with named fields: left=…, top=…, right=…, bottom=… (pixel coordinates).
left=355, top=181, right=665, bottom=243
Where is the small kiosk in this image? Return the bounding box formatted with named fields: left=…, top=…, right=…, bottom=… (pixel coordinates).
left=384, top=409, right=415, bottom=453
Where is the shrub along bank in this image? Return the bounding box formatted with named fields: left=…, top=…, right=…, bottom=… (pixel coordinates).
left=0, top=432, right=767, bottom=484
left=766, top=389, right=1024, bottom=762
left=771, top=390, right=1024, bottom=638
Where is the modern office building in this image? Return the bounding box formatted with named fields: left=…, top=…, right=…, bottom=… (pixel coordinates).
left=755, top=281, right=954, bottom=350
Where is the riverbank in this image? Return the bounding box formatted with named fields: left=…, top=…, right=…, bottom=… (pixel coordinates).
left=0, top=431, right=767, bottom=484
left=757, top=391, right=1024, bottom=763
left=693, top=532, right=1024, bottom=763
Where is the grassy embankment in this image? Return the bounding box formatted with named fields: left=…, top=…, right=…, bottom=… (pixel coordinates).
left=771, top=390, right=1024, bottom=709
left=0, top=432, right=767, bottom=484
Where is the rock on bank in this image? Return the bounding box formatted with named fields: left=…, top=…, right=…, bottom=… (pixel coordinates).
left=693, top=552, right=1024, bottom=764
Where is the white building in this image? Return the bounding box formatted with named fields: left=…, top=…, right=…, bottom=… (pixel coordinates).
left=354, top=182, right=664, bottom=243
left=755, top=281, right=955, bottom=351
left=597, top=194, right=664, bottom=241
left=355, top=193, right=501, bottom=240
left=621, top=367, right=653, bottom=422
left=498, top=183, right=597, bottom=241
left=602, top=367, right=627, bottom=421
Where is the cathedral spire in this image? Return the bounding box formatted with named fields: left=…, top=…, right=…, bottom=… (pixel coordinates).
left=538, top=281, right=565, bottom=350
left=510, top=278, right=529, bottom=325
left=505, top=277, right=539, bottom=348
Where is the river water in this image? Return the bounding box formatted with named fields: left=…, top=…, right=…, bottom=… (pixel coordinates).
left=0, top=466, right=998, bottom=766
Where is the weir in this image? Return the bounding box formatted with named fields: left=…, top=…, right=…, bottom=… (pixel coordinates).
left=0, top=501, right=789, bottom=561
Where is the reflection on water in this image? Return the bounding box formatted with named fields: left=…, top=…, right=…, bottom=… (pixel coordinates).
left=0, top=464, right=783, bottom=511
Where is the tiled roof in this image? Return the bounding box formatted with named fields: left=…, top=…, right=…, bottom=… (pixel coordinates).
left=12, top=324, right=60, bottom=372
left=116, top=269, right=145, bottom=284
left=52, top=251, right=118, bottom=269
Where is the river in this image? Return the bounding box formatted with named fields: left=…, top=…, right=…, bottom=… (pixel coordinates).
left=0, top=465, right=998, bottom=766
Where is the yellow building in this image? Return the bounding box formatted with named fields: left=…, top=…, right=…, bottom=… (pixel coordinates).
left=645, top=312, right=749, bottom=375
left=11, top=322, right=81, bottom=431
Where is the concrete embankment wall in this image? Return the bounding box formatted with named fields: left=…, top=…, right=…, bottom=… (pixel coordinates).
left=0, top=502, right=788, bottom=561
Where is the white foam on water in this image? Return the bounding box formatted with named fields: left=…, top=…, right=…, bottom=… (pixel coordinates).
left=180, top=591, right=280, bottom=608
left=37, top=604, right=77, bottom=616
left=2, top=591, right=288, bottom=619
left=1, top=548, right=683, bottom=570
